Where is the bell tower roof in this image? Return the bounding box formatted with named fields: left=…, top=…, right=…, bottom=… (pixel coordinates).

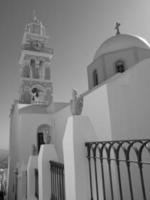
left=25, top=11, right=46, bottom=37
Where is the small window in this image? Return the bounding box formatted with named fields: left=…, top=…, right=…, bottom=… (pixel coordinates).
left=30, top=59, right=35, bottom=66
left=93, top=69, right=99, bottom=87
left=30, top=59, right=39, bottom=79
left=37, top=132, right=45, bottom=152
left=32, top=23, right=41, bottom=35
left=115, top=60, right=125, bottom=73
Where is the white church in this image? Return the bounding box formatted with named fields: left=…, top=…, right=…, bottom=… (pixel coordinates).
left=8, top=14, right=150, bottom=200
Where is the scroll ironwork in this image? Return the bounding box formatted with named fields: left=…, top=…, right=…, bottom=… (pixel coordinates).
left=85, top=139, right=150, bottom=200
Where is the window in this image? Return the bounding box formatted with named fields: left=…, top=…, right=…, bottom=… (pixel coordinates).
left=30, top=59, right=39, bottom=79
left=37, top=132, right=45, bottom=152
left=115, top=60, right=125, bottom=73
left=93, top=69, right=99, bottom=87
left=30, top=59, right=35, bottom=66
left=31, top=87, right=40, bottom=102
left=32, top=23, right=41, bottom=35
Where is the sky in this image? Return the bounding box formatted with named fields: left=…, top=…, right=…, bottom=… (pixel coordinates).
left=0, top=0, right=150, bottom=149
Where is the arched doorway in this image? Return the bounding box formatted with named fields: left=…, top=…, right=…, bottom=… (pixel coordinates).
left=37, top=124, right=51, bottom=152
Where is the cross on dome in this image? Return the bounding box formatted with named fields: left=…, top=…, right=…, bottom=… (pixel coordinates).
left=115, top=22, right=121, bottom=35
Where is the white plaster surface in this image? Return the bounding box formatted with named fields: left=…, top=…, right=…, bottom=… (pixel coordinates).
left=53, top=106, right=70, bottom=162
left=94, top=34, right=150, bottom=60
left=17, top=167, right=22, bottom=200
left=18, top=113, right=52, bottom=164
left=107, top=58, right=150, bottom=140
left=21, top=163, right=27, bottom=200
left=105, top=58, right=150, bottom=199
left=27, top=155, right=38, bottom=200
left=63, top=116, right=101, bottom=200
left=38, top=144, right=58, bottom=200
left=9, top=45, right=150, bottom=200
left=8, top=103, right=20, bottom=200
left=83, top=84, right=112, bottom=140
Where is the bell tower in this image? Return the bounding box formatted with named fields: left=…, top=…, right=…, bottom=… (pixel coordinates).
left=19, top=13, right=54, bottom=105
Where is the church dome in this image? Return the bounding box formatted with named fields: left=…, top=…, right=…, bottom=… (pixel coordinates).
left=94, top=34, right=150, bottom=60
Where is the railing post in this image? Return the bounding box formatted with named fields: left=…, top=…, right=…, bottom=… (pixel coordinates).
left=63, top=116, right=98, bottom=200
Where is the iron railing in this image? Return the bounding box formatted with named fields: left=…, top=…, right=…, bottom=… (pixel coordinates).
left=85, top=139, right=150, bottom=200
left=50, top=161, right=65, bottom=200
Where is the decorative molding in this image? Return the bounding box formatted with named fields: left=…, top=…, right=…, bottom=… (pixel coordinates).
left=25, top=33, right=48, bottom=42
left=21, top=79, right=53, bottom=89
left=23, top=54, right=51, bottom=62
left=22, top=43, right=53, bottom=54
left=70, top=89, right=83, bottom=115
left=31, top=144, right=37, bottom=155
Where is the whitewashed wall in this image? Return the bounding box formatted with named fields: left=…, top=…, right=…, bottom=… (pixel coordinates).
left=8, top=103, right=20, bottom=200
left=18, top=113, right=53, bottom=164
left=82, top=84, right=112, bottom=140
left=107, top=58, right=150, bottom=140
left=53, top=106, right=70, bottom=162
left=9, top=57, right=150, bottom=200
